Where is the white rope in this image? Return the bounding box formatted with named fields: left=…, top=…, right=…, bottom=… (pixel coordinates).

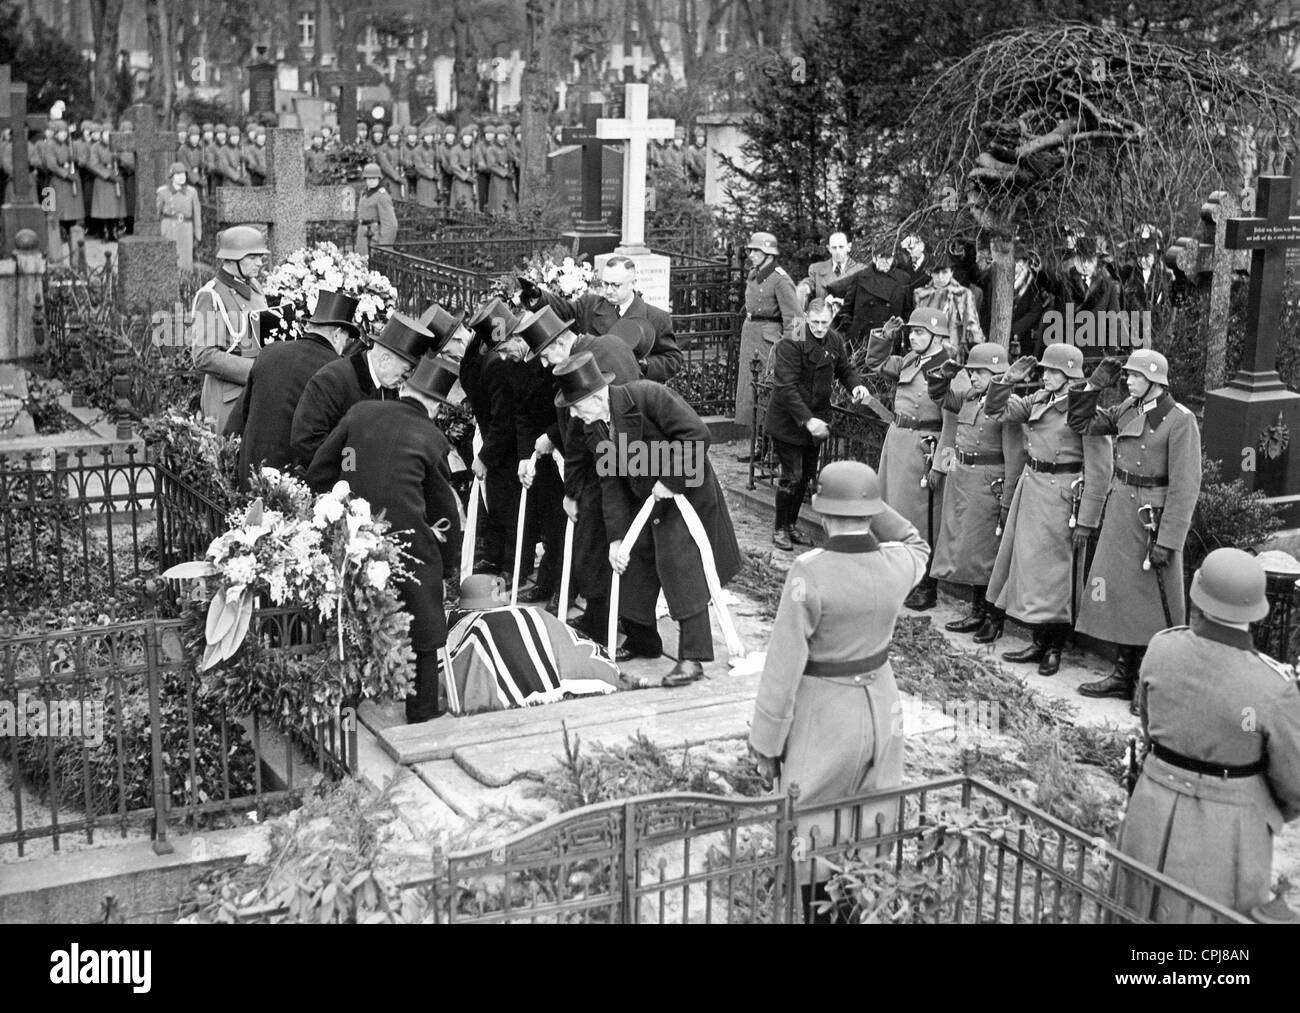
left=673, top=495, right=747, bottom=658
left=608, top=495, right=658, bottom=660
left=510, top=480, right=529, bottom=607
left=460, top=475, right=481, bottom=577
left=558, top=515, right=575, bottom=624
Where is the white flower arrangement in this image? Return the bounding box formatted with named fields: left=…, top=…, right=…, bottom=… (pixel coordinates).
left=263, top=242, right=399, bottom=339
left=518, top=249, right=595, bottom=299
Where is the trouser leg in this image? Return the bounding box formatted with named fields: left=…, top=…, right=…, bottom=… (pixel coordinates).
left=406, top=649, right=444, bottom=722
left=677, top=608, right=714, bottom=662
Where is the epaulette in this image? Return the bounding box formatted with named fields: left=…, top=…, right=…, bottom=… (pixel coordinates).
left=1174, top=403, right=1194, bottom=416
left=1257, top=651, right=1295, bottom=682
left=1151, top=625, right=1188, bottom=639
left=774, top=266, right=791, bottom=278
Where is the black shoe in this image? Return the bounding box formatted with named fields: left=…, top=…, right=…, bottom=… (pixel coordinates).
left=1037, top=646, right=1062, bottom=676
left=1002, top=636, right=1045, bottom=664
left=945, top=599, right=986, bottom=634
left=405, top=705, right=444, bottom=724
left=1079, top=672, right=1133, bottom=699
left=516, top=584, right=553, bottom=605
left=786, top=525, right=814, bottom=547
left=662, top=660, right=705, bottom=687
left=772, top=528, right=793, bottom=551
left=972, top=615, right=1004, bottom=644
left=903, top=582, right=937, bottom=611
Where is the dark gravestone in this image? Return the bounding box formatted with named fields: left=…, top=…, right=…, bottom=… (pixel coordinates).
left=552, top=100, right=619, bottom=258
left=248, top=60, right=277, bottom=118
left=109, top=103, right=180, bottom=310
left=314, top=50, right=378, bottom=146
left=0, top=66, right=48, bottom=255
left=1202, top=166, right=1300, bottom=522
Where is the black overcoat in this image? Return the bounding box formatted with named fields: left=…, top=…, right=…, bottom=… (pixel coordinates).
left=764, top=324, right=862, bottom=446
left=291, top=350, right=395, bottom=473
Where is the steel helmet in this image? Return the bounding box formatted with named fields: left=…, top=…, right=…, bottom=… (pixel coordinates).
left=905, top=307, right=950, bottom=339
left=1189, top=548, right=1269, bottom=623
left=361, top=162, right=382, bottom=180
left=1038, top=343, right=1084, bottom=379
left=811, top=461, right=885, bottom=517
left=964, top=342, right=1009, bottom=373
left=216, top=226, right=270, bottom=261
left=1122, top=348, right=1169, bottom=387
left=168, top=161, right=187, bottom=177
left=745, top=231, right=779, bottom=256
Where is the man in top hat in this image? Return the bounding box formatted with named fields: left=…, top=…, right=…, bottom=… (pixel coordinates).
left=1117, top=548, right=1300, bottom=922
left=179, top=125, right=206, bottom=190
left=412, top=127, right=440, bottom=208
left=797, top=232, right=863, bottom=312
left=518, top=255, right=682, bottom=381
left=893, top=234, right=931, bottom=293
left=447, top=128, right=478, bottom=209
left=864, top=307, right=954, bottom=611
left=157, top=161, right=202, bottom=270
left=231, top=290, right=361, bottom=489
left=292, top=312, right=436, bottom=471
left=749, top=461, right=925, bottom=921
left=308, top=352, right=463, bottom=723
left=189, top=226, right=273, bottom=432
left=735, top=231, right=801, bottom=428
left=355, top=162, right=397, bottom=256
left=825, top=237, right=911, bottom=349
left=460, top=297, right=519, bottom=419
left=554, top=353, right=743, bottom=685
left=1067, top=349, right=1202, bottom=710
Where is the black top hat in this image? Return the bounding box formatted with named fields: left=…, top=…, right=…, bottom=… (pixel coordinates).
left=405, top=353, right=460, bottom=403
left=307, top=290, right=361, bottom=337
left=607, top=317, right=655, bottom=359
left=372, top=312, right=436, bottom=364
left=417, top=302, right=466, bottom=350
left=513, top=306, right=574, bottom=361
left=553, top=352, right=615, bottom=408
left=465, top=297, right=520, bottom=345
left=1073, top=236, right=1100, bottom=260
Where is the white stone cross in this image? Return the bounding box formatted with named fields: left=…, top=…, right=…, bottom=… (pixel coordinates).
left=596, top=83, right=674, bottom=254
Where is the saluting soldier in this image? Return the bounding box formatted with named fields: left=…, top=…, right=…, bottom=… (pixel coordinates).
left=749, top=462, right=926, bottom=922
left=355, top=162, right=397, bottom=257
left=864, top=307, right=953, bottom=610
left=735, top=231, right=802, bottom=433
left=926, top=342, right=1025, bottom=643
left=157, top=162, right=202, bottom=270
left=982, top=345, right=1112, bottom=675
left=1067, top=349, right=1202, bottom=710
left=1119, top=549, right=1300, bottom=922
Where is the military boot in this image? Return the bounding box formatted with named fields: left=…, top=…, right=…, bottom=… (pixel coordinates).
left=903, top=577, right=938, bottom=611
left=1078, top=645, right=1137, bottom=700
left=1002, top=628, right=1045, bottom=664
left=945, top=589, right=988, bottom=634
left=972, top=605, right=1004, bottom=644
left=1037, top=624, right=1068, bottom=677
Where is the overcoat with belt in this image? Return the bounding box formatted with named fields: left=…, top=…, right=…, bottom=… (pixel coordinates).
left=750, top=506, right=927, bottom=881
left=355, top=186, right=397, bottom=257
left=587, top=381, right=741, bottom=624
left=736, top=259, right=801, bottom=428
left=306, top=397, right=461, bottom=651
left=983, top=378, right=1111, bottom=624
left=189, top=268, right=267, bottom=433
left=1119, top=615, right=1300, bottom=922
left=1067, top=387, right=1201, bottom=645
left=87, top=139, right=125, bottom=220
left=156, top=183, right=202, bottom=271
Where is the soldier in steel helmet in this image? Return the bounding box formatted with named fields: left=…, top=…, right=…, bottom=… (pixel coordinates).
left=1067, top=348, right=1202, bottom=709
left=355, top=161, right=398, bottom=257
left=925, top=342, right=1025, bottom=644
left=982, top=344, right=1113, bottom=675
left=749, top=460, right=927, bottom=921
left=1117, top=548, right=1300, bottom=922
left=864, top=306, right=954, bottom=610
left=735, top=231, right=802, bottom=434
left=157, top=161, right=202, bottom=271
left=188, top=226, right=276, bottom=432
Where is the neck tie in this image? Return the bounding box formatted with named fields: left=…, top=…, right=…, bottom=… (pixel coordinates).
left=834, top=263, right=842, bottom=277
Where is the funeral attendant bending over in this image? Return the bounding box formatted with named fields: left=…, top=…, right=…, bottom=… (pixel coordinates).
left=554, top=353, right=742, bottom=687
left=291, top=312, right=436, bottom=475
left=765, top=298, right=872, bottom=551
left=1066, top=350, right=1201, bottom=712
left=1118, top=549, right=1300, bottom=923
left=231, top=290, right=360, bottom=490
left=306, top=353, right=463, bottom=723
left=517, top=255, right=683, bottom=382
left=750, top=462, right=926, bottom=922
left=982, top=345, right=1112, bottom=676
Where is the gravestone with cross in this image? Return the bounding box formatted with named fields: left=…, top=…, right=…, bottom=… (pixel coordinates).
left=1165, top=188, right=1250, bottom=391
left=314, top=49, right=379, bottom=145
left=594, top=83, right=675, bottom=310
left=0, top=65, right=48, bottom=256
left=550, top=99, right=621, bottom=258
left=1202, top=165, right=1300, bottom=522
left=215, top=126, right=357, bottom=263
left=110, top=103, right=182, bottom=310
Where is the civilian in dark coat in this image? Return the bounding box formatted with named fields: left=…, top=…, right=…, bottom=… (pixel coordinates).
left=556, top=357, right=742, bottom=686
left=519, top=255, right=683, bottom=382
left=824, top=249, right=911, bottom=348
left=306, top=363, right=462, bottom=723
left=231, top=291, right=360, bottom=489
left=1058, top=237, right=1122, bottom=366
left=474, top=342, right=523, bottom=574
left=765, top=300, right=870, bottom=549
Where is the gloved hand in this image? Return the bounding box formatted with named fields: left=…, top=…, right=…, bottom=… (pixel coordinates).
left=517, top=275, right=543, bottom=306
left=1072, top=525, right=1094, bottom=550
left=927, top=468, right=944, bottom=489
left=1006, top=355, right=1038, bottom=384
left=1149, top=544, right=1171, bottom=569
left=805, top=417, right=830, bottom=440
left=1086, top=356, right=1125, bottom=390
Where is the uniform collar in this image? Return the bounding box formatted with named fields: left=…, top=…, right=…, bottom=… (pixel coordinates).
left=1191, top=612, right=1256, bottom=650
left=824, top=532, right=880, bottom=553
left=750, top=259, right=777, bottom=284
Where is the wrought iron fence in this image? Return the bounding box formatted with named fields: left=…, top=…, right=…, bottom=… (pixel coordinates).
left=409, top=776, right=1247, bottom=924
left=663, top=253, right=744, bottom=417
left=0, top=609, right=355, bottom=859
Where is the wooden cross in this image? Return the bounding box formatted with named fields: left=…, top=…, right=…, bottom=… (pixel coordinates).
left=0, top=65, right=47, bottom=204
left=1223, top=166, right=1300, bottom=392
left=315, top=49, right=361, bottom=145
left=561, top=101, right=608, bottom=230
left=215, top=126, right=357, bottom=262
left=596, top=83, right=674, bottom=252
left=109, top=103, right=175, bottom=237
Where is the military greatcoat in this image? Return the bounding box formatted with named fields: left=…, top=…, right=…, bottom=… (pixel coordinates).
left=1067, top=388, right=1201, bottom=645
left=189, top=269, right=267, bottom=432
left=1119, top=615, right=1300, bottom=921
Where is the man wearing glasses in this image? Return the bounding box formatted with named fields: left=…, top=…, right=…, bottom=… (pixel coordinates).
left=517, top=255, right=682, bottom=383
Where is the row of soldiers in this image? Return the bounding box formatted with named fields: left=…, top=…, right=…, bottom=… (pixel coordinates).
left=170, top=122, right=272, bottom=197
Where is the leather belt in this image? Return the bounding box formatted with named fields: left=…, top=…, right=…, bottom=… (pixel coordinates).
left=804, top=645, right=890, bottom=678
left=747, top=314, right=782, bottom=323
left=1115, top=466, right=1168, bottom=488
left=1027, top=458, right=1083, bottom=474
left=1150, top=741, right=1266, bottom=779
left=956, top=450, right=1003, bottom=466
left=894, top=416, right=941, bottom=432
